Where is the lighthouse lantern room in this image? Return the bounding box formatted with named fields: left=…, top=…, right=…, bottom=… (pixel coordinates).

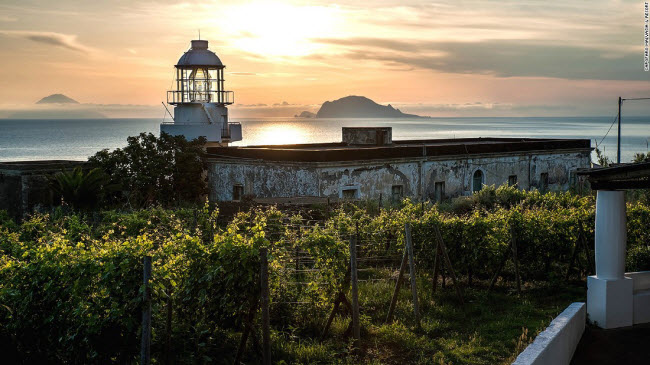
left=161, top=39, right=241, bottom=146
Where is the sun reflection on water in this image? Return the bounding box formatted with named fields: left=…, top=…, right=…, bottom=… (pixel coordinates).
left=252, top=123, right=311, bottom=145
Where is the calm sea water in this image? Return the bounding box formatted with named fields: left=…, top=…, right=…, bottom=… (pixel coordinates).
left=0, top=116, right=648, bottom=162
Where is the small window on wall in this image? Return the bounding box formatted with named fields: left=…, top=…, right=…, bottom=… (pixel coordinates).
left=391, top=185, right=404, bottom=202
left=508, top=175, right=518, bottom=187
left=472, top=170, right=484, bottom=192
left=569, top=171, right=577, bottom=187
left=342, top=188, right=359, bottom=200
left=233, top=184, right=244, bottom=201
left=540, top=173, right=549, bottom=192
left=434, top=181, right=445, bottom=203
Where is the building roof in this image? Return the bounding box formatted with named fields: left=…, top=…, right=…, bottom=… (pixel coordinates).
left=176, top=40, right=224, bottom=68
left=577, top=162, right=650, bottom=190
left=0, top=160, right=87, bottom=174
left=207, top=137, right=592, bottom=163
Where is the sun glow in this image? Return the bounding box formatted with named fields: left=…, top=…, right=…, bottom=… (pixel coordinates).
left=254, top=123, right=310, bottom=145
left=220, top=2, right=342, bottom=57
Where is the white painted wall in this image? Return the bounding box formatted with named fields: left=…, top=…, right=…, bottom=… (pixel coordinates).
left=513, top=302, right=586, bottom=365
left=161, top=123, right=222, bottom=142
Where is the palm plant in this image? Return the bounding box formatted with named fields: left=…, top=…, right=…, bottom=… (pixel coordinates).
left=49, top=167, right=113, bottom=210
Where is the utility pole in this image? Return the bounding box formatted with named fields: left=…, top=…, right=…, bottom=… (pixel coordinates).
left=617, top=96, right=622, bottom=164
left=616, top=97, right=650, bottom=164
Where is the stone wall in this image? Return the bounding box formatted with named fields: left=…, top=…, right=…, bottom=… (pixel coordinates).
left=0, top=161, right=86, bottom=221
left=207, top=149, right=591, bottom=201
left=342, top=127, right=392, bottom=146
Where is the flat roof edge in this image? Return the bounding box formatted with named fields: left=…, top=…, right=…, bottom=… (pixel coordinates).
left=208, top=138, right=591, bottom=163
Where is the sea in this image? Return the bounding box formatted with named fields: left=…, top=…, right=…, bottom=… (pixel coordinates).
left=1, top=116, right=648, bottom=163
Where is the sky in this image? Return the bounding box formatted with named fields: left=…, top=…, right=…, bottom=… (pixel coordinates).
left=0, top=0, right=649, bottom=117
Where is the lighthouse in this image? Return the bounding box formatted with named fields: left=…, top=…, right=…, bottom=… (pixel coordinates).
left=161, top=39, right=242, bottom=146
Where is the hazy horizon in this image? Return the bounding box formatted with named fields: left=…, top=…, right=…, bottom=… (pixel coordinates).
left=0, top=0, right=649, bottom=119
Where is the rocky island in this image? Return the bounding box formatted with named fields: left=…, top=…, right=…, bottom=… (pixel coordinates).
left=294, top=111, right=316, bottom=118
left=316, top=95, right=425, bottom=118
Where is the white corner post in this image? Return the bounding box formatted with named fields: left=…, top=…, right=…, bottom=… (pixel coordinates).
left=587, top=190, right=633, bottom=329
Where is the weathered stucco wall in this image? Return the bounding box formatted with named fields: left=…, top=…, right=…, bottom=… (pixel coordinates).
left=207, top=149, right=591, bottom=201
left=342, top=127, right=392, bottom=145
left=208, top=162, right=320, bottom=201
left=319, top=162, right=420, bottom=199
left=0, top=161, right=86, bottom=221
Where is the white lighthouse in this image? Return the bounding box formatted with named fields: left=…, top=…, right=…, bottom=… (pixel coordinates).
left=161, top=39, right=242, bottom=146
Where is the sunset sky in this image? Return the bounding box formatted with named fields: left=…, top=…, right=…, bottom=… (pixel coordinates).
left=0, top=0, right=649, bottom=117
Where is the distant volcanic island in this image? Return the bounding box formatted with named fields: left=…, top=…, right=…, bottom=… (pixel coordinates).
left=36, top=94, right=80, bottom=104
left=294, top=95, right=427, bottom=118
left=7, top=94, right=106, bottom=119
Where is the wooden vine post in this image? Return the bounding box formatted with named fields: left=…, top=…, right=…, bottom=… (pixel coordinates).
left=260, top=247, right=271, bottom=365
left=405, top=223, right=421, bottom=328
left=565, top=224, right=595, bottom=280
left=386, top=248, right=408, bottom=323
left=234, top=298, right=259, bottom=365
left=488, top=221, right=522, bottom=294
left=141, top=256, right=152, bottom=365
left=433, top=225, right=465, bottom=305
left=511, top=225, right=522, bottom=294
left=432, top=241, right=441, bottom=293
left=349, top=234, right=361, bottom=344
left=386, top=223, right=420, bottom=327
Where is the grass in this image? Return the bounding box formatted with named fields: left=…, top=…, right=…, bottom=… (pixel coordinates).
left=260, top=276, right=587, bottom=365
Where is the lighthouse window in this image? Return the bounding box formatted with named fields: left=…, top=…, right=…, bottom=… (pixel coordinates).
left=472, top=170, right=484, bottom=192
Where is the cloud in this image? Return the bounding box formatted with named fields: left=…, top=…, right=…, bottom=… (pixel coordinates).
left=237, top=103, right=268, bottom=107
left=313, top=37, right=648, bottom=81
left=0, top=15, right=17, bottom=22
left=271, top=101, right=296, bottom=106
left=0, top=30, right=93, bottom=53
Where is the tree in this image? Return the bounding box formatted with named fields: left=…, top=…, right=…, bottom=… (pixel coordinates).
left=594, top=145, right=611, bottom=167
left=48, top=167, right=112, bottom=210
left=633, top=152, right=650, bottom=163
left=89, top=132, right=207, bottom=207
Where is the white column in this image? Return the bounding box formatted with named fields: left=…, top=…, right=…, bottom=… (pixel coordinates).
left=595, top=190, right=627, bottom=280
left=587, top=190, right=633, bottom=329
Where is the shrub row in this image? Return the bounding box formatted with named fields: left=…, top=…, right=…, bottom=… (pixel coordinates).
left=1, top=187, right=649, bottom=362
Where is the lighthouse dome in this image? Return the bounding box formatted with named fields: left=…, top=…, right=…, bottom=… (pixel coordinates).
left=176, top=40, right=223, bottom=68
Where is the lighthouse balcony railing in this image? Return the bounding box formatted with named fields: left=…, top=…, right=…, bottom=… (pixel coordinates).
left=167, top=90, right=234, bottom=105
left=221, top=122, right=240, bottom=139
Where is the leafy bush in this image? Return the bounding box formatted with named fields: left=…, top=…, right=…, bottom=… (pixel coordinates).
left=1, top=188, right=649, bottom=363
left=48, top=167, right=113, bottom=210
left=89, top=132, right=207, bottom=208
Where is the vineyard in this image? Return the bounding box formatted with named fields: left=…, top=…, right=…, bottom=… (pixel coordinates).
left=1, top=185, right=650, bottom=364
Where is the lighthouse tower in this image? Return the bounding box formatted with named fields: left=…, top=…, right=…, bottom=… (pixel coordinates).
left=161, top=40, right=242, bottom=146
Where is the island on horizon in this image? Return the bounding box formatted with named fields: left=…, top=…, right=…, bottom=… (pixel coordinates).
left=36, top=94, right=80, bottom=104
left=314, top=95, right=427, bottom=118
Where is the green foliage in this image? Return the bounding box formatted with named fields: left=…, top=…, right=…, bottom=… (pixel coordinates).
left=594, top=145, right=611, bottom=167
left=1, top=189, right=649, bottom=363
left=633, top=152, right=650, bottom=163
left=88, top=132, right=207, bottom=208
left=48, top=167, right=113, bottom=210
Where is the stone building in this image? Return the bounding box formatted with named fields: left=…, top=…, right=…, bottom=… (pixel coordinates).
left=0, top=160, right=86, bottom=220
left=205, top=127, right=592, bottom=202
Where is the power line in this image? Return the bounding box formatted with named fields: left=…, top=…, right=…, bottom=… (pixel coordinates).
left=597, top=110, right=620, bottom=148
left=617, top=96, right=650, bottom=163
